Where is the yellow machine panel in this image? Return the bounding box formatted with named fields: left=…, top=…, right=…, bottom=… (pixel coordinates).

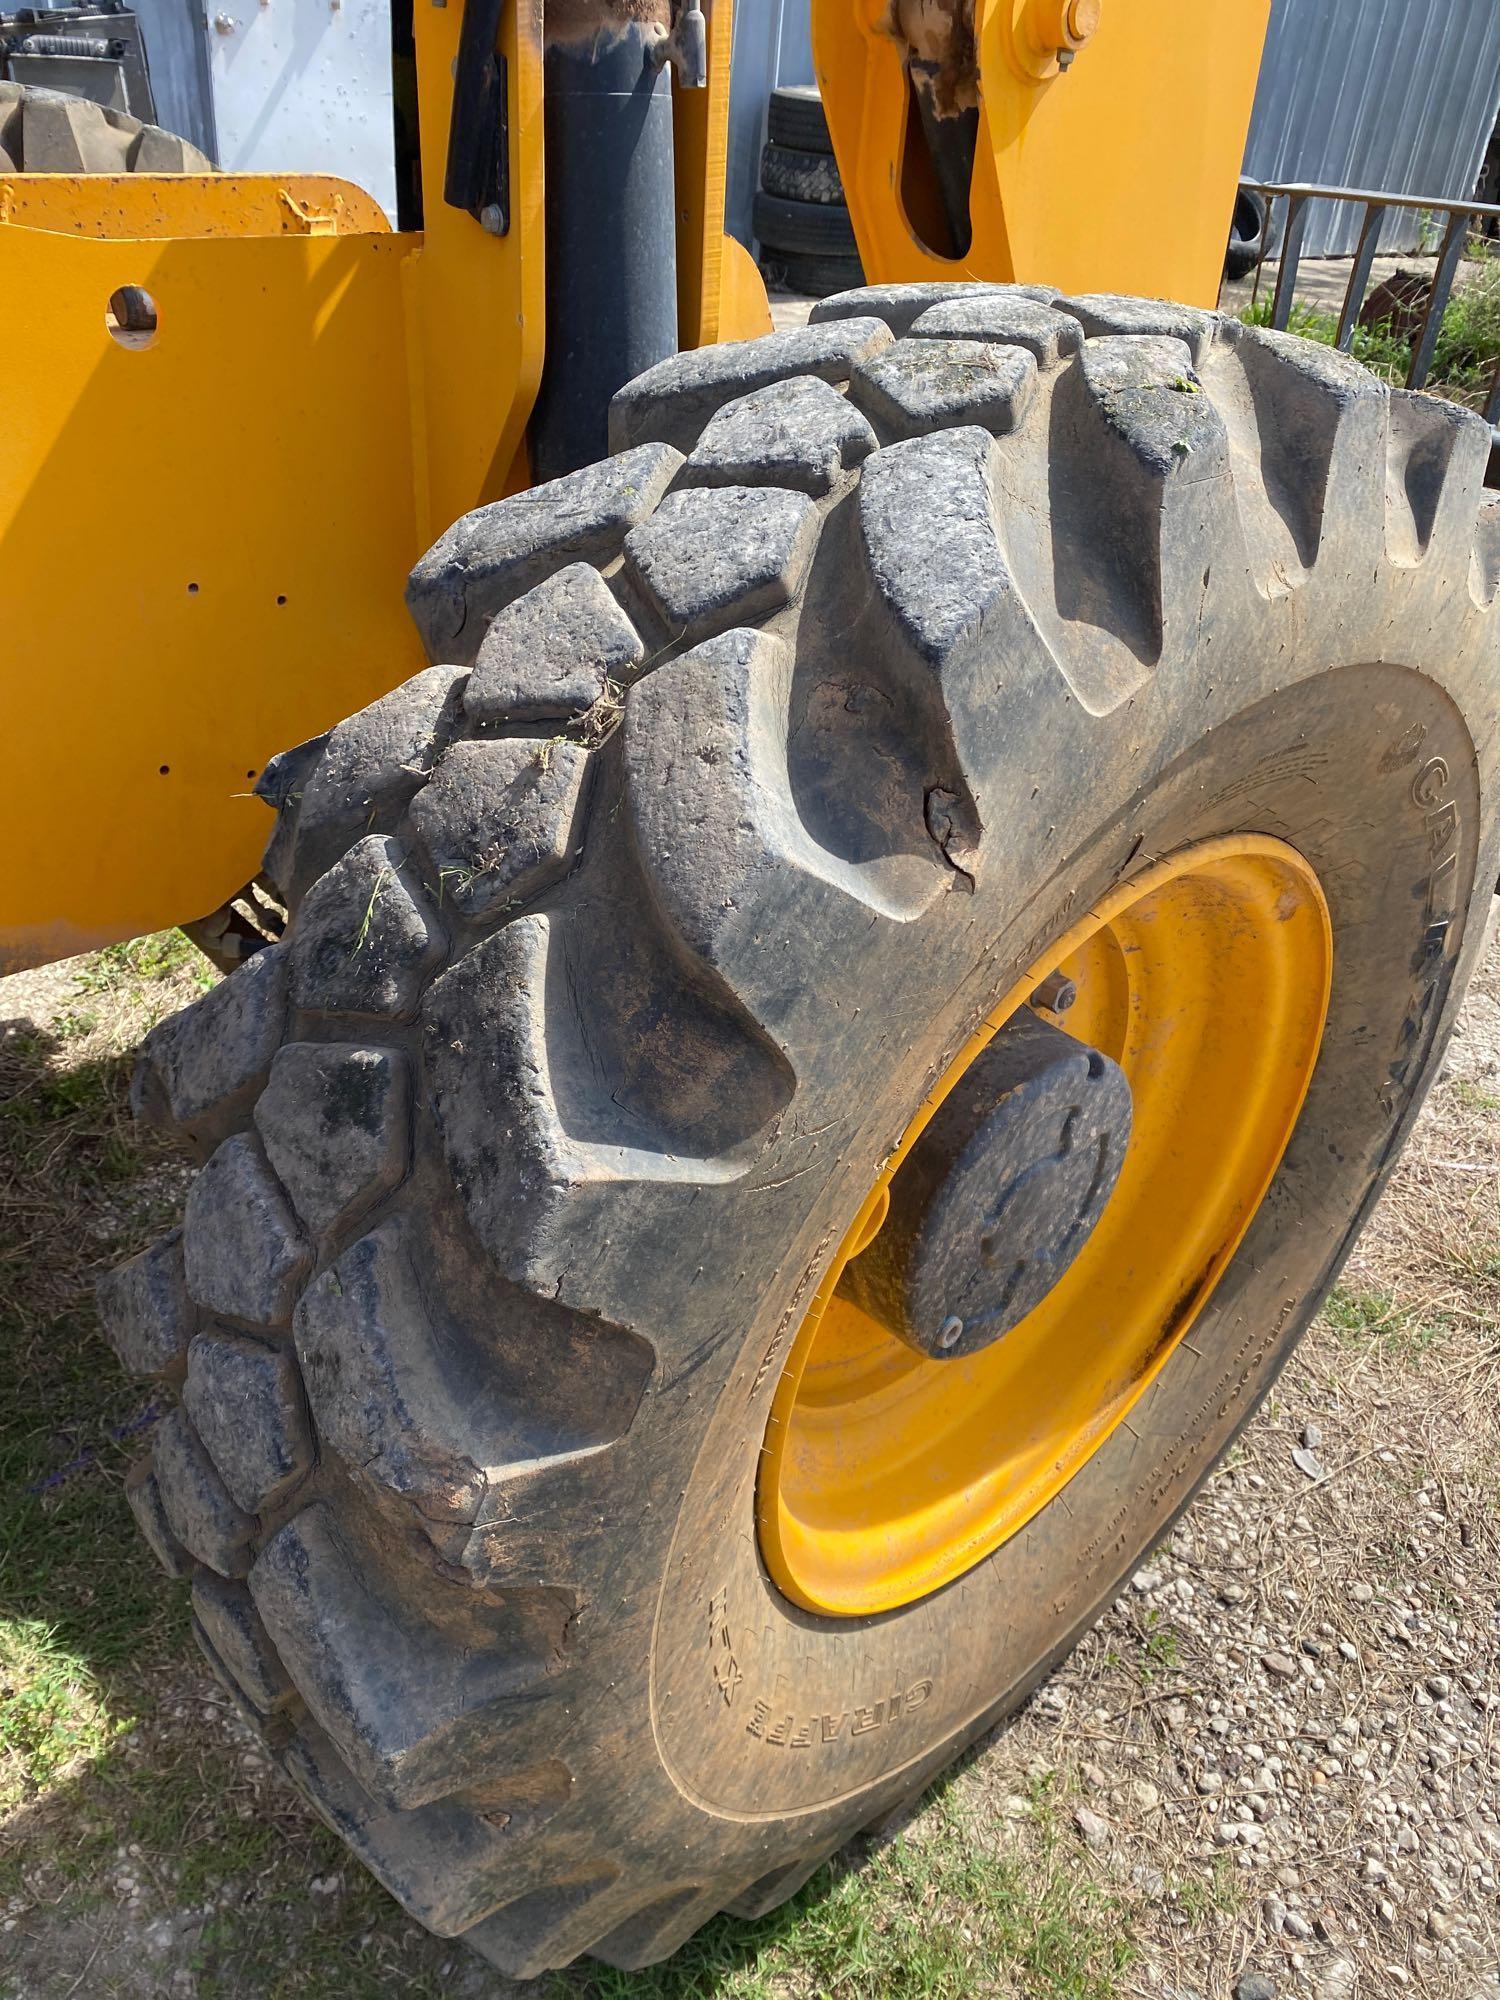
left=814, top=0, right=1270, bottom=306
left=0, top=0, right=765, bottom=969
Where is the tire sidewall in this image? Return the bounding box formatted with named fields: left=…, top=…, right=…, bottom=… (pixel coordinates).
left=648, top=652, right=1491, bottom=1827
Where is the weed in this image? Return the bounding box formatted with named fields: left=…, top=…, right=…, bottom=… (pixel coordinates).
left=1140, top=1613, right=1181, bottom=1681
left=563, top=1787, right=1135, bottom=2000
left=1170, top=1854, right=1239, bottom=1921
left=1240, top=256, right=1500, bottom=411
left=351, top=865, right=395, bottom=954
left=0, top=1621, right=122, bottom=1809
left=73, top=930, right=211, bottom=998
left=1451, top=1077, right=1500, bottom=1113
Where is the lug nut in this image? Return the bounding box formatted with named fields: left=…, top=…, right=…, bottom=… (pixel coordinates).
left=1030, top=971, right=1077, bottom=1013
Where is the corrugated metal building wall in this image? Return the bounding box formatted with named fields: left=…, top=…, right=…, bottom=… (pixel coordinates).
left=1243, top=0, right=1500, bottom=255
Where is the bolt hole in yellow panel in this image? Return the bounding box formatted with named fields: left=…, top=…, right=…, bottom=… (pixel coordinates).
left=759, top=837, right=1331, bottom=1617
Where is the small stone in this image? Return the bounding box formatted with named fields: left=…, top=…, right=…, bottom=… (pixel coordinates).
left=1283, top=1911, right=1312, bottom=1941
left=1263, top=1651, right=1298, bottom=1679
left=1292, top=1446, right=1326, bottom=1479
left=1317, top=1957, right=1356, bottom=2000
left=1235, top=1975, right=1277, bottom=2000
left=1351, top=1581, right=1375, bottom=1603
left=1129, top=1779, right=1161, bottom=1814
left=1132, top=1567, right=1162, bottom=1593
left=1131, top=1863, right=1166, bottom=1897
left=1300, top=1421, right=1323, bottom=1449
left=1073, top=1805, right=1110, bottom=1851
left=1428, top=1908, right=1454, bottom=1940
left=1262, top=1893, right=1288, bottom=1933
left=1196, top=1771, right=1224, bottom=1795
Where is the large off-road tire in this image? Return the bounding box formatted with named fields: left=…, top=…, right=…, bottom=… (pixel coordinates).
left=101, top=282, right=1500, bottom=1975
left=754, top=186, right=859, bottom=258
left=0, top=80, right=211, bottom=171
left=766, top=82, right=832, bottom=154
left=760, top=140, right=845, bottom=205
left=763, top=246, right=865, bottom=299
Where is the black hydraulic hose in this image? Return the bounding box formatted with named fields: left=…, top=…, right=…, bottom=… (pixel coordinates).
left=527, top=16, right=678, bottom=481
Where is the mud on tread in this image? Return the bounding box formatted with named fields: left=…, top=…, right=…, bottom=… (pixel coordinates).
left=109, top=282, right=1500, bottom=1974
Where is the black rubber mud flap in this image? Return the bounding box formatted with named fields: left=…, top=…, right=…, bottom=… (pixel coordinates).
left=104, top=281, right=1500, bottom=1975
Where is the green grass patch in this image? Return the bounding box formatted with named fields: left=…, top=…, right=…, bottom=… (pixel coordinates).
left=1449, top=1077, right=1500, bottom=1114
left=72, top=929, right=214, bottom=999
left=1240, top=251, right=1500, bottom=409
left=0, top=1620, right=125, bottom=1810
left=557, top=1786, right=1134, bottom=2000
left=1316, top=1282, right=1448, bottom=1362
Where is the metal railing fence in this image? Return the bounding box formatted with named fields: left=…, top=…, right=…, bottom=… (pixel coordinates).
left=1224, top=176, right=1500, bottom=427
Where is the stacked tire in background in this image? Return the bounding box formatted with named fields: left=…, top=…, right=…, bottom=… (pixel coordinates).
left=754, top=85, right=864, bottom=299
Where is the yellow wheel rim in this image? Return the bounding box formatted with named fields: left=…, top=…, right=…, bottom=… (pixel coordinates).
left=758, top=835, right=1333, bottom=1618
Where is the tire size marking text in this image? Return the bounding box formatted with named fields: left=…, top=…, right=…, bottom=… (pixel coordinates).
left=745, top=1679, right=935, bottom=1749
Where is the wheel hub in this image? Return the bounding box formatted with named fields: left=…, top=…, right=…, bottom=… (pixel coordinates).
left=757, top=834, right=1334, bottom=1619
left=842, top=1013, right=1132, bottom=1361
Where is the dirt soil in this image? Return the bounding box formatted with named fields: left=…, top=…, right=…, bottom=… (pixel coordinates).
left=2, top=906, right=1499, bottom=2000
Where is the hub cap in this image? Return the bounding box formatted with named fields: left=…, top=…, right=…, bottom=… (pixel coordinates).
left=758, top=835, right=1332, bottom=1617
left=840, top=1012, right=1132, bottom=1362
